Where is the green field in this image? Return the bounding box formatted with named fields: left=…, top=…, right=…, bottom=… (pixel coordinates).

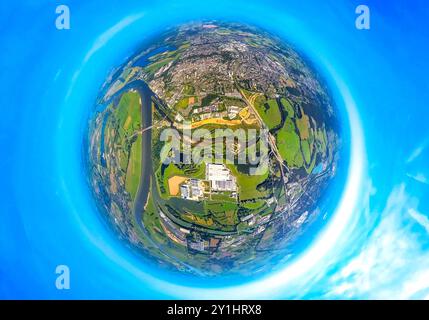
left=140, top=190, right=177, bottom=247
left=175, top=97, right=190, bottom=109
left=125, top=135, right=142, bottom=199
left=169, top=197, right=206, bottom=216
left=301, top=139, right=311, bottom=165
left=296, top=109, right=310, bottom=140
left=254, top=96, right=281, bottom=130
left=110, top=91, right=142, bottom=199
left=280, top=97, right=294, bottom=118
left=275, top=98, right=330, bottom=172
left=144, top=57, right=174, bottom=76
left=242, top=200, right=265, bottom=210
left=210, top=192, right=235, bottom=202
left=206, top=201, right=239, bottom=226
left=114, top=91, right=141, bottom=134
left=227, top=164, right=269, bottom=201
left=277, top=117, right=303, bottom=167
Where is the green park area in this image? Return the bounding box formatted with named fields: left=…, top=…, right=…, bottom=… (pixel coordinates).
left=277, top=117, right=304, bottom=168
left=254, top=95, right=282, bottom=130
left=275, top=98, right=329, bottom=173
left=227, top=164, right=269, bottom=201
left=125, top=135, right=141, bottom=199
left=206, top=201, right=239, bottom=227
left=110, top=90, right=142, bottom=200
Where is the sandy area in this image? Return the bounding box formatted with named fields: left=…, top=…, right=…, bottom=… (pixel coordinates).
left=168, top=176, right=188, bottom=196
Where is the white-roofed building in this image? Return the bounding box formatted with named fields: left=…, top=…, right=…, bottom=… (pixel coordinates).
left=206, top=163, right=237, bottom=192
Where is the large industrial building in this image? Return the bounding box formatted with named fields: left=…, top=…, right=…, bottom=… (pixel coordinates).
left=205, top=163, right=237, bottom=192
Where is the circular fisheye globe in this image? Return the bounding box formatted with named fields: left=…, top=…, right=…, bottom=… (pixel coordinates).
left=86, top=21, right=341, bottom=277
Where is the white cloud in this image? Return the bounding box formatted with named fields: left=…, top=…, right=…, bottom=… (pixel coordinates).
left=407, top=172, right=429, bottom=185
left=327, top=184, right=429, bottom=299
left=407, top=144, right=425, bottom=163
left=84, top=13, right=145, bottom=63
left=409, top=208, right=429, bottom=234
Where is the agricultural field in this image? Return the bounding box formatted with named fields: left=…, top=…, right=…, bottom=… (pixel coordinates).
left=125, top=134, right=142, bottom=199
left=254, top=95, right=282, bottom=130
